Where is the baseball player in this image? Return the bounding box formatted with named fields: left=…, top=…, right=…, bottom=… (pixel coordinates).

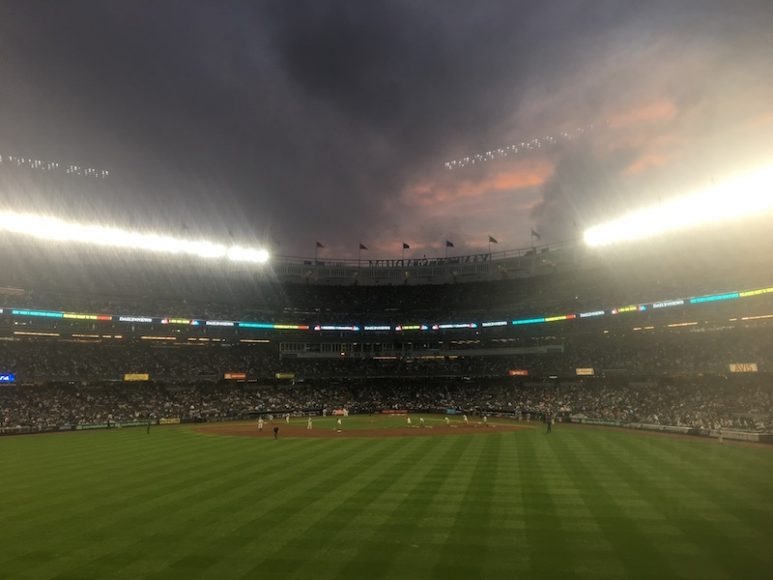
left=307, top=416, right=313, bottom=430
left=257, top=417, right=264, bottom=431
left=407, top=416, right=412, bottom=426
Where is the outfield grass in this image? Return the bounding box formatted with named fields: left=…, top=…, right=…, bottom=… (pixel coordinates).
left=1, top=418, right=772, bottom=580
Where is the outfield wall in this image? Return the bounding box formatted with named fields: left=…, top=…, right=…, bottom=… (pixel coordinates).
left=570, top=417, right=773, bottom=443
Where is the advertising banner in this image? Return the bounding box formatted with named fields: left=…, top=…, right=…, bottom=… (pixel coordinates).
left=124, top=373, right=150, bottom=381
left=275, top=372, right=296, bottom=379
left=508, top=369, right=529, bottom=376
left=576, top=368, right=595, bottom=376
left=224, top=372, right=247, bottom=380
left=729, top=363, right=758, bottom=373
left=159, top=417, right=181, bottom=425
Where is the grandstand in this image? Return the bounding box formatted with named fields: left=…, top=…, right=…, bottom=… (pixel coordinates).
left=2, top=229, right=773, bottom=440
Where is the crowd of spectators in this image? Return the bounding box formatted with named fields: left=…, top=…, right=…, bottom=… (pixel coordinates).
left=2, top=378, right=771, bottom=433
left=1, top=323, right=770, bottom=381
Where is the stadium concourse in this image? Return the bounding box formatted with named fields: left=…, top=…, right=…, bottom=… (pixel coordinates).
left=2, top=240, right=773, bottom=439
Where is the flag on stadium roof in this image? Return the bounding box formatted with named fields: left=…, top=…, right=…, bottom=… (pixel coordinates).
left=445, top=240, right=454, bottom=248
left=402, top=242, right=410, bottom=249
left=359, top=243, right=368, bottom=250
left=488, top=235, right=498, bottom=244
left=530, top=229, right=540, bottom=240
left=315, top=241, right=324, bottom=248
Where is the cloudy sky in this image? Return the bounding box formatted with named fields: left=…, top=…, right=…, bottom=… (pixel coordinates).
left=1, top=0, right=772, bottom=258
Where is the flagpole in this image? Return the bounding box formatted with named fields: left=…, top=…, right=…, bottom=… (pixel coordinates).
left=401, top=243, right=405, bottom=262
left=315, top=244, right=318, bottom=264
left=358, top=244, right=361, bottom=268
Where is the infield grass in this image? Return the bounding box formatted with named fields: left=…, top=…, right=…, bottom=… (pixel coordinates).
left=1, top=416, right=772, bottom=580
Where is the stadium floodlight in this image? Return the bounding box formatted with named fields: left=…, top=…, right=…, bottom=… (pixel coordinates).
left=584, top=164, right=773, bottom=247
left=0, top=211, right=270, bottom=264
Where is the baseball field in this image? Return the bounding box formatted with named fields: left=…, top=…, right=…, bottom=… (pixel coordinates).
left=2, top=415, right=772, bottom=579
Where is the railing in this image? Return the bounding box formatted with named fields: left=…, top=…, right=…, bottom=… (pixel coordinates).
left=273, top=239, right=578, bottom=269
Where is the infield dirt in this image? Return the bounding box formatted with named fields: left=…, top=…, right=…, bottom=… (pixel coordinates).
left=194, top=421, right=531, bottom=438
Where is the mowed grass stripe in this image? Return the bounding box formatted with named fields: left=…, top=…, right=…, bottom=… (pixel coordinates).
left=551, top=431, right=681, bottom=579
left=515, top=428, right=582, bottom=577
left=5, top=434, right=263, bottom=576
left=100, top=439, right=375, bottom=580
left=2, top=428, right=258, bottom=531
left=539, top=434, right=635, bottom=580
left=429, top=433, right=502, bottom=579
left=191, top=437, right=410, bottom=580
left=602, top=432, right=773, bottom=576
left=260, top=436, right=453, bottom=580
left=632, top=435, right=773, bottom=522
left=71, top=438, right=360, bottom=580
left=4, top=431, right=357, bottom=578
left=581, top=430, right=771, bottom=578
left=0, top=428, right=215, bottom=519
left=335, top=434, right=478, bottom=580
left=1, top=421, right=773, bottom=580
left=645, top=436, right=773, bottom=507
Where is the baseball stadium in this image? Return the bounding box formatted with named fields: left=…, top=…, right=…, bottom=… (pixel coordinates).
left=2, top=224, right=773, bottom=579
left=3, top=2, right=773, bottom=579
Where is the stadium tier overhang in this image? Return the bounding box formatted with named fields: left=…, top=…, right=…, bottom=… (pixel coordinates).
left=271, top=241, right=578, bottom=285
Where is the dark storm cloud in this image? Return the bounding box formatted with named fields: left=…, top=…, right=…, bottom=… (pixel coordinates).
left=1, top=1, right=772, bottom=256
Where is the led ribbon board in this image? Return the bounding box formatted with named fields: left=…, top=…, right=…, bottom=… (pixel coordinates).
left=579, top=310, right=605, bottom=318
left=118, top=316, right=154, bottom=323
left=238, top=322, right=309, bottom=330
left=611, top=305, right=646, bottom=314
left=513, top=314, right=576, bottom=325
left=433, top=323, right=478, bottom=330
left=11, top=309, right=63, bottom=318
left=689, top=292, right=739, bottom=304
left=4, top=283, right=773, bottom=335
